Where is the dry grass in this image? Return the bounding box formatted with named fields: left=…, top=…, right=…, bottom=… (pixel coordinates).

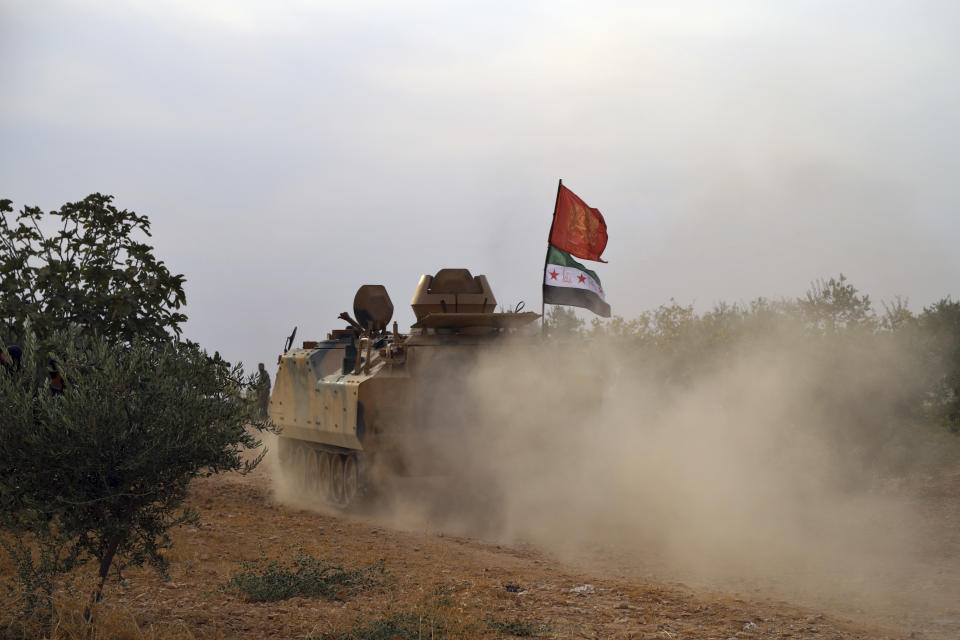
left=0, top=463, right=918, bottom=640
left=0, top=575, right=198, bottom=640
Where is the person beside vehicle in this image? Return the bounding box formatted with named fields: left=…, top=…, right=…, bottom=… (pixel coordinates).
left=1, top=344, right=22, bottom=374
left=256, top=362, right=271, bottom=418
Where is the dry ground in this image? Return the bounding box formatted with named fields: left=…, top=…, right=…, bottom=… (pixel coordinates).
left=8, top=459, right=957, bottom=640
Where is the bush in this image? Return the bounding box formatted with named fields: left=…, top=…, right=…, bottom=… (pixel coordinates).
left=919, top=298, right=960, bottom=432
left=223, top=545, right=384, bottom=602
left=487, top=618, right=551, bottom=637
left=319, top=612, right=446, bottom=640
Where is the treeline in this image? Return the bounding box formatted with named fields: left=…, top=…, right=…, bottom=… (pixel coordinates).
left=547, top=275, right=960, bottom=436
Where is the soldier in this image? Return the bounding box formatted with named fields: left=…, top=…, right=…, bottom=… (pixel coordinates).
left=48, top=358, right=65, bottom=395
left=256, top=362, right=271, bottom=419
left=1, top=344, right=22, bottom=374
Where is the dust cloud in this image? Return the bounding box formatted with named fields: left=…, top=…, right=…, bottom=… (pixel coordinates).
left=269, top=317, right=960, bottom=630
left=391, top=323, right=956, bottom=624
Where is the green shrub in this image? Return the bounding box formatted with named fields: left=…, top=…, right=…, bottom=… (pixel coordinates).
left=319, top=612, right=446, bottom=640
left=919, top=298, right=960, bottom=433
left=223, top=546, right=384, bottom=602
left=487, top=618, right=551, bottom=637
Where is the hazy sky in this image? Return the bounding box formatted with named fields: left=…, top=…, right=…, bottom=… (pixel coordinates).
left=2, top=1, right=958, bottom=371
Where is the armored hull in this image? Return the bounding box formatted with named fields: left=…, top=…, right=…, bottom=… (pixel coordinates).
left=269, top=269, right=539, bottom=505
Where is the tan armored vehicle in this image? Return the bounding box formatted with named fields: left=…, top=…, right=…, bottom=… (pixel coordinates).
left=269, top=268, right=540, bottom=505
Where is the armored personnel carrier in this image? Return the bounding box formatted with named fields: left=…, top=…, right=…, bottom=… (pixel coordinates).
left=269, top=268, right=540, bottom=506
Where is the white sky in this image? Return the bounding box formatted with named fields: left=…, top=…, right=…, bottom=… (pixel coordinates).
left=2, top=0, right=958, bottom=372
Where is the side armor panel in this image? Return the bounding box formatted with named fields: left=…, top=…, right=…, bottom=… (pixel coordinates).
left=269, top=347, right=364, bottom=450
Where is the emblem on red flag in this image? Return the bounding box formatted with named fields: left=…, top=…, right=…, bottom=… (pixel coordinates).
left=549, top=185, right=608, bottom=263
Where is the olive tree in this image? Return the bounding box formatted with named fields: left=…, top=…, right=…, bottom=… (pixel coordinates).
left=798, top=273, right=876, bottom=332
left=0, top=194, right=273, bottom=629
left=545, top=305, right=584, bottom=336
left=0, top=328, right=272, bottom=610
left=0, top=194, right=186, bottom=344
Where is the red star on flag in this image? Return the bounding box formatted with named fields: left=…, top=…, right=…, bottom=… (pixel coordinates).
left=549, top=269, right=559, bottom=280
left=577, top=274, right=586, bottom=283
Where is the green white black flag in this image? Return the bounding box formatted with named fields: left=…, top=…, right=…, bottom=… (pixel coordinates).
left=542, top=245, right=610, bottom=318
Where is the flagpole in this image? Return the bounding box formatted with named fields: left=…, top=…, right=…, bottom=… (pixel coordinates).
left=542, top=178, right=563, bottom=336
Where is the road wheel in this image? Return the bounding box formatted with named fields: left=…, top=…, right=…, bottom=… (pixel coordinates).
left=305, top=448, right=319, bottom=494
left=318, top=452, right=332, bottom=501
left=291, top=444, right=305, bottom=490
left=276, top=438, right=293, bottom=465
left=331, top=454, right=345, bottom=504
left=343, top=454, right=359, bottom=505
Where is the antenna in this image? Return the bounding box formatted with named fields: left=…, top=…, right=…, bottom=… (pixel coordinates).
left=283, top=326, right=297, bottom=353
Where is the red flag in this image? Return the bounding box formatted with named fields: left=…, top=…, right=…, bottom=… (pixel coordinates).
left=549, top=185, right=608, bottom=263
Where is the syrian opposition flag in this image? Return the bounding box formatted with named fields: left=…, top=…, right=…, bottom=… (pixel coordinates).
left=543, top=245, right=611, bottom=318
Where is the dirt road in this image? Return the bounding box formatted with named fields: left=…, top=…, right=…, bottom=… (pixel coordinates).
left=77, top=461, right=960, bottom=640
